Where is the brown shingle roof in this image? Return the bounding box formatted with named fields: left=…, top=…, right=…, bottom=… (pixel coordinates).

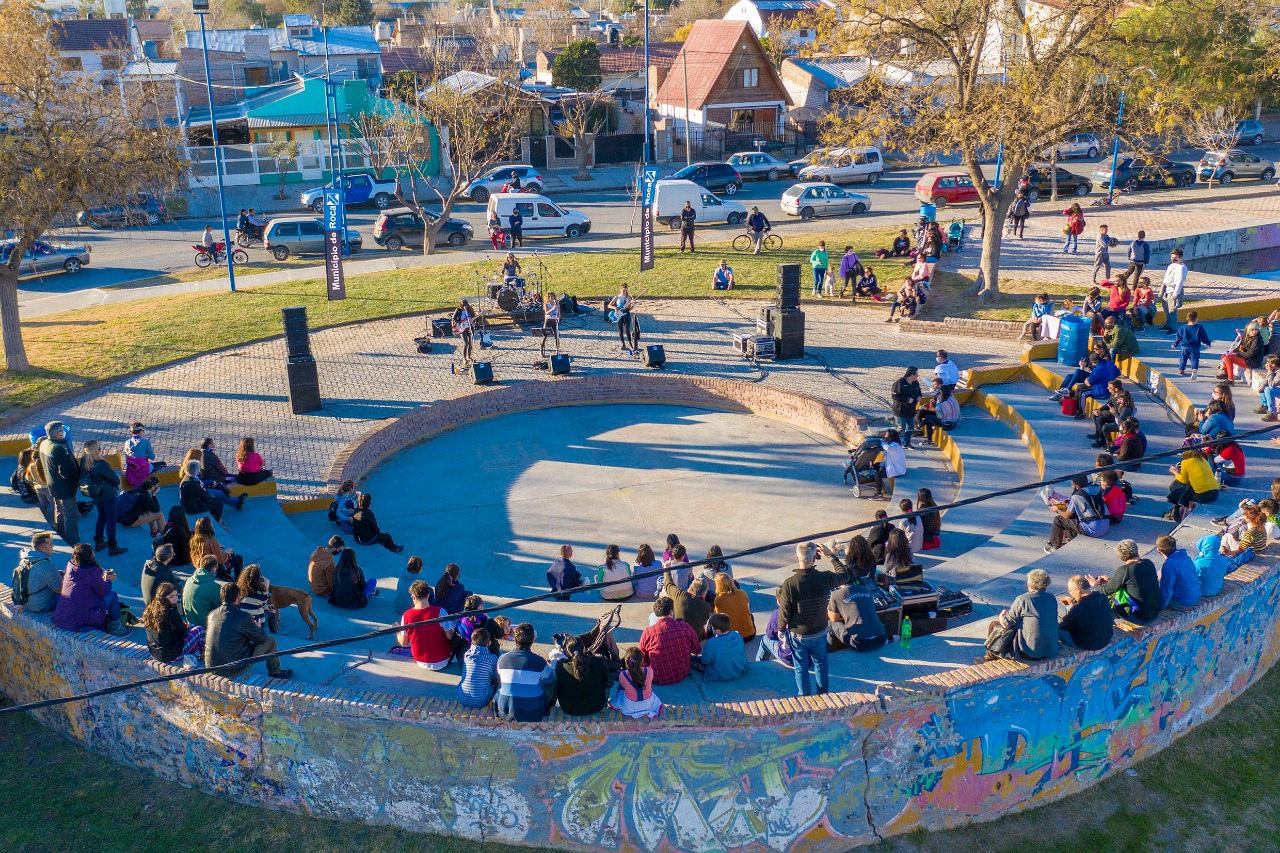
left=655, top=20, right=791, bottom=110
left=132, top=19, right=174, bottom=45
left=51, top=19, right=129, bottom=52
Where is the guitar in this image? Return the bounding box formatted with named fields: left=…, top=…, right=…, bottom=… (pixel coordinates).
left=607, top=297, right=633, bottom=324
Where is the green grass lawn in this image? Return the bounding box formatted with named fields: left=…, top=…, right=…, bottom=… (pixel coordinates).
left=1, top=226, right=899, bottom=415
left=4, top=652, right=1280, bottom=852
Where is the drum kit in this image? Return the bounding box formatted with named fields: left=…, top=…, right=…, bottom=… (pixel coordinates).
left=475, top=253, right=549, bottom=323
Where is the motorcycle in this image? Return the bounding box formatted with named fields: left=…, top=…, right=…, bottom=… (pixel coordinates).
left=194, top=242, right=248, bottom=268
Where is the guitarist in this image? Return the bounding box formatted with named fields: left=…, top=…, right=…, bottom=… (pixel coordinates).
left=607, top=284, right=639, bottom=356
left=452, top=299, right=475, bottom=365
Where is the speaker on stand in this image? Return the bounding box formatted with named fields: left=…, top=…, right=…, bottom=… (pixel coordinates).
left=281, top=307, right=321, bottom=414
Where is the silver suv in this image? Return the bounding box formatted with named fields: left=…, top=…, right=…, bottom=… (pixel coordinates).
left=1197, top=149, right=1276, bottom=185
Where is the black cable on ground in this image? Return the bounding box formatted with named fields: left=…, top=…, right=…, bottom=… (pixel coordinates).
left=1, top=426, right=1275, bottom=717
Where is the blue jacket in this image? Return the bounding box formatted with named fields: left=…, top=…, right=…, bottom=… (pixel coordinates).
left=1175, top=323, right=1211, bottom=351
left=1160, top=549, right=1201, bottom=609
left=1129, top=239, right=1150, bottom=264
left=1086, top=360, right=1121, bottom=397
left=1198, top=412, right=1234, bottom=437
left=700, top=631, right=750, bottom=682
left=1193, top=534, right=1229, bottom=597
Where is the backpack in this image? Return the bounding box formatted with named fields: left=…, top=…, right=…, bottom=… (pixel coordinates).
left=11, top=559, right=32, bottom=605
left=1012, top=198, right=1030, bottom=217
left=1078, top=488, right=1108, bottom=522
left=78, top=467, right=101, bottom=499
left=115, top=489, right=140, bottom=518
left=328, top=499, right=338, bottom=522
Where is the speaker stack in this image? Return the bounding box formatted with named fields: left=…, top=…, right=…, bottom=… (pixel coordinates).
left=776, top=262, right=801, bottom=310
left=759, top=264, right=806, bottom=360
left=282, top=306, right=321, bottom=414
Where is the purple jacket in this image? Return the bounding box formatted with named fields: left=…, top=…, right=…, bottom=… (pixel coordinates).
left=52, top=560, right=113, bottom=631
left=838, top=252, right=861, bottom=277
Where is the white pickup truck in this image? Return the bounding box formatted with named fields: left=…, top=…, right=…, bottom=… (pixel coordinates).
left=300, top=171, right=398, bottom=213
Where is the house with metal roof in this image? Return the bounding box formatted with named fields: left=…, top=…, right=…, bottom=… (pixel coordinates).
left=722, top=0, right=839, bottom=47
left=50, top=18, right=130, bottom=73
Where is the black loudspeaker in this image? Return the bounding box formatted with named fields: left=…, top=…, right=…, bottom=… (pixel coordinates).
left=431, top=318, right=452, bottom=338
left=777, top=263, right=801, bottom=310
left=773, top=309, right=805, bottom=360
left=549, top=353, right=571, bottom=375
left=641, top=345, right=665, bottom=368
left=471, top=361, right=494, bottom=384
left=282, top=306, right=312, bottom=360
left=286, top=357, right=321, bottom=414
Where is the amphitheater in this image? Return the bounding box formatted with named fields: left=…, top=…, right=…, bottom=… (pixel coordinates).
left=0, top=278, right=1278, bottom=850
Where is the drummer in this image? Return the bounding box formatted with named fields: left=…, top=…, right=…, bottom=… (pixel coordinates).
left=500, top=252, right=524, bottom=290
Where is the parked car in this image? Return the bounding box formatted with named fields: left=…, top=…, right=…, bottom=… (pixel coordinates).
left=1197, top=149, right=1275, bottom=185
left=651, top=180, right=747, bottom=228
left=75, top=192, right=169, bottom=228
left=372, top=208, right=474, bottom=250
left=465, top=165, right=544, bottom=203
left=1041, top=133, right=1102, bottom=160
left=660, top=162, right=742, bottom=195
left=486, top=193, right=591, bottom=239
left=264, top=216, right=363, bottom=261
left=0, top=239, right=91, bottom=276
left=1090, top=156, right=1196, bottom=192
left=788, top=147, right=833, bottom=174
left=914, top=172, right=979, bottom=207
left=725, top=151, right=793, bottom=181
left=1211, top=119, right=1266, bottom=147
left=796, top=146, right=884, bottom=185
left=1019, top=165, right=1093, bottom=201
left=300, top=171, right=398, bottom=213
left=781, top=182, right=872, bottom=219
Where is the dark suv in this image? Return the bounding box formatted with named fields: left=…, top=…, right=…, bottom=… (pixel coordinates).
left=372, top=208, right=474, bottom=250
left=663, top=162, right=743, bottom=195
left=76, top=192, right=170, bottom=228
left=1020, top=165, right=1093, bottom=201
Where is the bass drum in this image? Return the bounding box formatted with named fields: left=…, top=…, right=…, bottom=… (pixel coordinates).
left=497, top=288, right=520, bottom=312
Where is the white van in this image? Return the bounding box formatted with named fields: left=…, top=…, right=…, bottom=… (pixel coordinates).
left=651, top=179, right=748, bottom=230
left=486, top=193, right=592, bottom=239
left=797, top=146, right=885, bottom=185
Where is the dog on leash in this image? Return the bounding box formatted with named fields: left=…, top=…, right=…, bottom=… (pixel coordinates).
left=269, top=584, right=318, bottom=639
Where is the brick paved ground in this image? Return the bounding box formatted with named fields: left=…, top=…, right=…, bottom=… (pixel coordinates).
left=8, top=299, right=1022, bottom=498
left=964, top=186, right=1280, bottom=299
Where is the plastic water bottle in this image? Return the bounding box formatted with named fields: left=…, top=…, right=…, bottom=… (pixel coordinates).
left=900, top=617, right=912, bottom=651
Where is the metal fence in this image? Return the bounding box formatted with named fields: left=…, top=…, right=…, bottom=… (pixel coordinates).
left=677, top=123, right=822, bottom=162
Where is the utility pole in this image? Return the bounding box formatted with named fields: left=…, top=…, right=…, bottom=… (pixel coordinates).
left=682, top=49, right=691, bottom=166
left=194, top=1, right=237, bottom=292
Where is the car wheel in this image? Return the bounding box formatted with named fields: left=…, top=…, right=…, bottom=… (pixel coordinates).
left=1087, top=147, right=1098, bottom=158
left=1220, top=172, right=1233, bottom=186
left=1252, top=134, right=1264, bottom=146
left=1026, top=189, right=1040, bottom=202
left=766, top=168, right=780, bottom=181
left=1123, top=179, right=1138, bottom=193
left=447, top=231, right=466, bottom=247
left=866, top=171, right=880, bottom=185
left=526, top=183, right=542, bottom=193
left=726, top=212, right=743, bottom=226
left=271, top=245, right=289, bottom=261
left=1178, top=173, right=1193, bottom=187
left=470, top=187, right=489, bottom=203
left=63, top=258, right=82, bottom=274
left=385, top=235, right=404, bottom=251
left=566, top=225, right=582, bottom=238
left=1075, top=183, right=1090, bottom=196
left=668, top=217, right=682, bottom=231
left=311, top=199, right=324, bottom=213
left=146, top=212, right=161, bottom=226
left=723, top=182, right=740, bottom=196
left=932, top=195, right=947, bottom=208
left=800, top=207, right=815, bottom=220
left=852, top=202, right=867, bottom=215
left=373, top=193, right=392, bottom=209
left=1262, top=168, right=1276, bottom=181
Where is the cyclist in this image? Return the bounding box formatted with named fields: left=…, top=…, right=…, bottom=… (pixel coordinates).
left=747, top=206, right=771, bottom=255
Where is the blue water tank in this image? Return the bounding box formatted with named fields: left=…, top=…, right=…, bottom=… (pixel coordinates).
left=919, top=203, right=937, bottom=222
left=1057, top=315, right=1091, bottom=366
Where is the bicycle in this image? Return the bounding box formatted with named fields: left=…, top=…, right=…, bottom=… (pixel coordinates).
left=732, top=229, right=783, bottom=253
left=1089, top=184, right=1135, bottom=207
left=193, top=242, right=249, bottom=268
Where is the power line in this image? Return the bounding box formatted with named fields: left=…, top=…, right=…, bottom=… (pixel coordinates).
left=1, top=422, right=1274, bottom=718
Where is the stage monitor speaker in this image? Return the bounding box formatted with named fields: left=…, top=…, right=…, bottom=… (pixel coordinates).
left=641, top=345, right=666, bottom=368
left=549, top=353, right=571, bottom=375
left=282, top=306, right=312, bottom=360
left=285, top=357, right=322, bottom=414
left=471, top=361, right=494, bottom=384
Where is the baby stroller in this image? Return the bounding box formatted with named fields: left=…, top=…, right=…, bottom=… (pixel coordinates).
left=947, top=219, right=965, bottom=251
left=842, top=436, right=884, bottom=498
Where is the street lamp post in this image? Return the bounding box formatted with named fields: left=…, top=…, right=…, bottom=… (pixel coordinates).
left=1105, top=66, right=1157, bottom=204
left=193, top=1, right=236, bottom=292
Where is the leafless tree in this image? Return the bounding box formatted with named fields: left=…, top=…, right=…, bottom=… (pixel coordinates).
left=550, top=91, right=612, bottom=181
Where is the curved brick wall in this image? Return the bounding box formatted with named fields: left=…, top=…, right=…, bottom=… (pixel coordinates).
left=0, top=557, right=1276, bottom=849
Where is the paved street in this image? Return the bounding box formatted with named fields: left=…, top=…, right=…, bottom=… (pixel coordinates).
left=21, top=135, right=1279, bottom=315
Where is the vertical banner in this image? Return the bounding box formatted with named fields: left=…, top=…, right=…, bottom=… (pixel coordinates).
left=323, top=188, right=346, bottom=301
left=640, top=166, right=658, bottom=272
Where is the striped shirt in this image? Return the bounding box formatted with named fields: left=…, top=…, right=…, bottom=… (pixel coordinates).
left=496, top=648, right=552, bottom=721
left=457, top=645, right=499, bottom=708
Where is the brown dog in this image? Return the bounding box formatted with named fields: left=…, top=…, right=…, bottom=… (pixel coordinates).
left=269, top=584, right=319, bottom=639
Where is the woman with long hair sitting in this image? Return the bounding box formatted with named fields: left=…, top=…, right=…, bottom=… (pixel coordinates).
left=234, top=437, right=273, bottom=486
left=141, top=581, right=205, bottom=664
left=189, top=515, right=243, bottom=582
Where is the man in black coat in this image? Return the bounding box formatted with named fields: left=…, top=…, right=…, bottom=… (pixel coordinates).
left=890, top=368, right=922, bottom=449
left=205, top=583, right=292, bottom=678
left=37, top=421, right=80, bottom=545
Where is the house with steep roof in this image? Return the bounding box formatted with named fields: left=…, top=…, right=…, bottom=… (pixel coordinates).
left=51, top=18, right=130, bottom=73
left=534, top=42, right=681, bottom=98
left=653, top=19, right=792, bottom=137
left=722, top=0, right=839, bottom=47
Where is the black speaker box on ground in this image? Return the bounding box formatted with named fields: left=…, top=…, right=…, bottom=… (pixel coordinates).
left=282, top=306, right=312, bottom=360
left=549, top=353, right=571, bottom=375
left=641, top=345, right=665, bottom=368
left=431, top=318, right=452, bottom=338
left=285, top=357, right=321, bottom=414
left=471, top=361, right=494, bottom=384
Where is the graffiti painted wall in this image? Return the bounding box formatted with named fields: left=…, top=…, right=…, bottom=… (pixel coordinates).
left=1, top=555, right=1277, bottom=852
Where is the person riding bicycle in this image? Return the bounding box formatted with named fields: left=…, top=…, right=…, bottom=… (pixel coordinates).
left=747, top=207, right=771, bottom=255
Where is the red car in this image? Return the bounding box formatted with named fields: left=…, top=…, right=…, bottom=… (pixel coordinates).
left=914, top=172, right=979, bottom=207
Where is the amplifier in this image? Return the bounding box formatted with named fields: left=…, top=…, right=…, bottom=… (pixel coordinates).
left=549, top=353, right=571, bottom=375
left=749, top=336, right=775, bottom=360
left=891, top=580, right=940, bottom=616
left=732, top=333, right=751, bottom=354
left=285, top=356, right=321, bottom=414
left=471, top=361, right=494, bottom=384
left=772, top=309, right=805, bottom=339
left=431, top=318, right=452, bottom=338
left=641, top=344, right=666, bottom=368
left=775, top=333, right=804, bottom=360
left=936, top=588, right=973, bottom=618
